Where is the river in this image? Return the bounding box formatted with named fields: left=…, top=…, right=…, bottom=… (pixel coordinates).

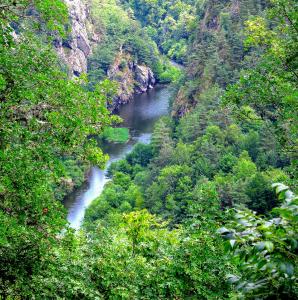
left=63, top=85, right=172, bottom=229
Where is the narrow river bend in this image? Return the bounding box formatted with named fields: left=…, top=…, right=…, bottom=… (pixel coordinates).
left=63, top=85, right=172, bottom=229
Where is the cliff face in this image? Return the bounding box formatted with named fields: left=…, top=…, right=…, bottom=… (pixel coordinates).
left=55, top=0, right=100, bottom=76
left=55, top=0, right=155, bottom=107
left=107, top=53, right=156, bottom=110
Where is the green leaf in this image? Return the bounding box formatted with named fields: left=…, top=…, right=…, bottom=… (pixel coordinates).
left=227, top=274, right=240, bottom=284
left=272, top=183, right=289, bottom=194
left=280, top=262, right=294, bottom=276
left=230, top=240, right=236, bottom=249
left=264, top=241, right=274, bottom=252
left=257, top=260, right=267, bottom=270
left=255, top=242, right=265, bottom=251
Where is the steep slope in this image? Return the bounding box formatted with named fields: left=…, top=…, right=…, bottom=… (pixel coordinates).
left=54, top=0, right=100, bottom=76
left=55, top=0, right=161, bottom=108
left=173, top=0, right=267, bottom=116
left=121, top=0, right=197, bottom=63
left=107, top=52, right=156, bottom=109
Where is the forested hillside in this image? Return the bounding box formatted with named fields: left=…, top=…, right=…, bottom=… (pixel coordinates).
left=120, top=0, right=197, bottom=63
left=0, top=0, right=297, bottom=299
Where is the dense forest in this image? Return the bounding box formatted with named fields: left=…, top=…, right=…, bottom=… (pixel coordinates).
left=0, top=0, right=297, bottom=299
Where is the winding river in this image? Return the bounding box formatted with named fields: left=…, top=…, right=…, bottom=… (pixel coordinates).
left=63, top=85, right=172, bottom=229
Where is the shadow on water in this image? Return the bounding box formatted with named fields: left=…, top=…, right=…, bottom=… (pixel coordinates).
left=63, top=85, right=172, bottom=229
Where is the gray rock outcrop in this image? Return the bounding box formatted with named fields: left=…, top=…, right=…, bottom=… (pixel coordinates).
left=55, top=0, right=156, bottom=108
left=107, top=53, right=156, bottom=110
left=55, top=0, right=100, bottom=76
left=134, top=65, right=156, bottom=93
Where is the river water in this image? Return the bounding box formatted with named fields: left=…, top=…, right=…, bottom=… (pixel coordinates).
left=63, top=85, right=172, bottom=229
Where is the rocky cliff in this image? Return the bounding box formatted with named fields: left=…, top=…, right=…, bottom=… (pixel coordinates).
left=55, top=0, right=156, bottom=106
left=55, top=0, right=100, bottom=76
left=107, top=53, right=156, bottom=110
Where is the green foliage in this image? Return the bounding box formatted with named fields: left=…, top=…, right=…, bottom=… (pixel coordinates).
left=83, top=1, right=297, bottom=299
left=126, top=143, right=154, bottom=167
left=100, top=127, right=130, bottom=143
left=0, top=0, right=68, bottom=45
left=107, top=159, right=133, bottom=177
left=54, top=158, right=89, bottom=201
left=1, top=0, right=297, bottom=298
left=0, top=1, right=114, bottom=296
left=87, top=0, right=169, bottom=87
left=245, top=173, right=277, bottom=214
left=221, top=184, right=298, bottom=299
left=158, top=63, right=183, bottom=83
left=85, top=209, right=230, bottom=299
left=172, top=0, right=268, bottom=116
left=223, top=0, right=298, bottom=152
left=121, top=0, right=196, bottom=62
left=145, top=164, right=192, bottom=221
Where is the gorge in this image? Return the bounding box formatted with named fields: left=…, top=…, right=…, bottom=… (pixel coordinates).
left=0, top=0, right=297, bottom=299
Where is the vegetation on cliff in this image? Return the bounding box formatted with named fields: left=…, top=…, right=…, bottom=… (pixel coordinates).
left=121, top=0, right=197, bottom=63
left=87, top=0, right=181, bottom=88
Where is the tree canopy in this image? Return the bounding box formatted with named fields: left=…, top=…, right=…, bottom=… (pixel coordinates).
left=0, top=0, right=297, bottom=299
